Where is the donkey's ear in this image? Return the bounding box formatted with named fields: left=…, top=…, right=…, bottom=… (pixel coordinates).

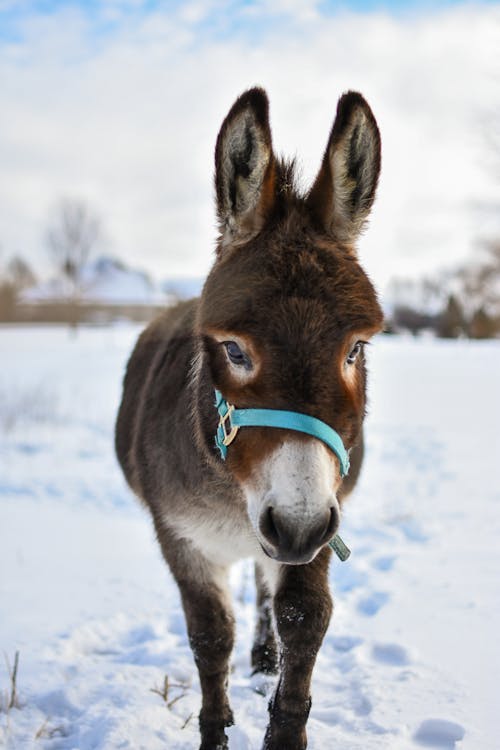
left=307, top=92, right=381, bottom=246
left=215, top=87, right=276, bottom=246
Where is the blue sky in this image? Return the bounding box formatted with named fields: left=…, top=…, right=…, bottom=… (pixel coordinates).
left=1, top=0, right=498, bottom=51
left=1, top=0, right=498, bottom=39
left=0, top=0, right=496, bottom=9
left=1, top=0, right=498, bottom=52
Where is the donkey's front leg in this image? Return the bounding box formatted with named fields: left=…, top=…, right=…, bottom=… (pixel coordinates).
left=177, top=570, right=235, bottom=750
left=159, top=531, right=235, bottom=750
left=263, top=548, right=332, bottom=750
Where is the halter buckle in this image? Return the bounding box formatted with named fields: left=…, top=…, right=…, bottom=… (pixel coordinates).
left=218, top=404, right=239, bottom=446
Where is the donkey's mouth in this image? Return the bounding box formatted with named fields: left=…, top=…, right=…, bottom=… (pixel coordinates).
left=258, top=541, right=319, bottom=566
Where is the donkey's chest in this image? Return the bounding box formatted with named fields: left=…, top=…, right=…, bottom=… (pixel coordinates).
left=167, top=501, right=261, bottom=567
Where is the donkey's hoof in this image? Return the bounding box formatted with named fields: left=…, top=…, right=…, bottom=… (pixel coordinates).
left=199, top=736, right=228, bottom=750
left=199, top=715, right=232, bottom=750
left=261, top=728, right=307, bottom=750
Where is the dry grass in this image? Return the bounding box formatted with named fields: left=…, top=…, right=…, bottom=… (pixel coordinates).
left=1, top=651, right=20, bottom=713
left=34, top=718, right=65, bottom=740
left=150, top=674, right=190, bottom=710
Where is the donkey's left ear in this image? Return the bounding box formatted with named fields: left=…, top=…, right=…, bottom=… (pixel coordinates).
left=307, top=92, right=381, bottom=246
left=215, top=87, right=276, bottom=247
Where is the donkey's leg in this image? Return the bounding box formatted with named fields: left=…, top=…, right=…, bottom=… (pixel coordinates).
left=263, top=548, right=332, bottom=750
left=251, top=563, right=278, bottom=676
left=180, top=576, right=235, bottom=749
left=157, top=529, right=235, bottom=750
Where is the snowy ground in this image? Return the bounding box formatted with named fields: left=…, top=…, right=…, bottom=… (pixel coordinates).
left=0, top=324, right=498, bottom=750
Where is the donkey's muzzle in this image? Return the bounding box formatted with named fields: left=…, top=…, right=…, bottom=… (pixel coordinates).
left=259, top=504, right=339, bottom=564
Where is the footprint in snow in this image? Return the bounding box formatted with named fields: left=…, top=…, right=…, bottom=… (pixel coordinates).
left=357, top=591, right=389, bottom=616
left=123, top=623, right=158, bottom=646
left=331, top=635, right=363, bottom=652
left=397, top=518, right=429, bottom=543
left=372, top=555, right=396, bottom=571
left=15, top=442, right=45, bottom=455
left=334, top=564, right=369, bottom=593
left=352, top=692, right=372, bottom=717
left=371, top=642, right=410, bottom=666
left=413, top=718, right=465, bottom=748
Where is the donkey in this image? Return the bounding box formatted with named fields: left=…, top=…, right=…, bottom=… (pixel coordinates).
left=115, top=87, right=383, bottom=750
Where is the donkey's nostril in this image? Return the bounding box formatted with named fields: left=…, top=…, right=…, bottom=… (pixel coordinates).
left=322, top=505, right=340, bottom=544
left=259, top=506, right=280, bottom=548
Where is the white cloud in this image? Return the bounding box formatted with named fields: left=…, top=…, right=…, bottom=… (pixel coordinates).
left=0, top=3, right=499, bottom=292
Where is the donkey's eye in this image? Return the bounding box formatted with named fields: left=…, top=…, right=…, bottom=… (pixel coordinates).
left=224, top=341, right=251, bottom=369
left=346, top=341, right=364, bottom=365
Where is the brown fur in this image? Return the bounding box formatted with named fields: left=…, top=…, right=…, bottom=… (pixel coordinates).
left=116, top=87, right=383, bottom=749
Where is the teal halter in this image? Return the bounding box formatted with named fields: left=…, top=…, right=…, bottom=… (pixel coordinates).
left=214, top=389, right=352, bottom=561
left=214, top=389, right=350, bottom=477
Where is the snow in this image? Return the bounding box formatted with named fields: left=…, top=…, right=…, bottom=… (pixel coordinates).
left=0, top=325, right=499, bottom=749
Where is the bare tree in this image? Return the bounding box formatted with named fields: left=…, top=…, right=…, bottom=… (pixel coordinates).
left=7, top=255, right=37, bottom=291
left=45, top=198, right=101, bottom=326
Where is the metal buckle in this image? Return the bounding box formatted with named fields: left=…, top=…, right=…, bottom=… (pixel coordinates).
left=219, top=404, right=239, bottom=446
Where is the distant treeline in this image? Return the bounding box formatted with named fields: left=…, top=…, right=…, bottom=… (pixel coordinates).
left=386, top=240, right=500, bottom=339
left=389, top=294, right=498, bottom=339
left=0, top=254, right=164, bottom=325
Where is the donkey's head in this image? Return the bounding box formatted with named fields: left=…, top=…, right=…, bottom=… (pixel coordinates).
left=195, top=88, right=383, bottom=565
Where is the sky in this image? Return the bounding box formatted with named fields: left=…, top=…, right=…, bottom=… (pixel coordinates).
left=0, top=0, right=499, bottom=293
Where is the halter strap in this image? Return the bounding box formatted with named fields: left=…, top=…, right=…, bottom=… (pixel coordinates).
left=213, top=389, right=352, bottom=561
left=214, top=389, right=350, bottom=477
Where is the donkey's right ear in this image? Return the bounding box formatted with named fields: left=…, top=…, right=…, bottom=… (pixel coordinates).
left=215, top=88, right=276, bottom=247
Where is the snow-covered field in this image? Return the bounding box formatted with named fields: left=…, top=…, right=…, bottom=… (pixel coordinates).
left=0, top=325, right=498, bottom=750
